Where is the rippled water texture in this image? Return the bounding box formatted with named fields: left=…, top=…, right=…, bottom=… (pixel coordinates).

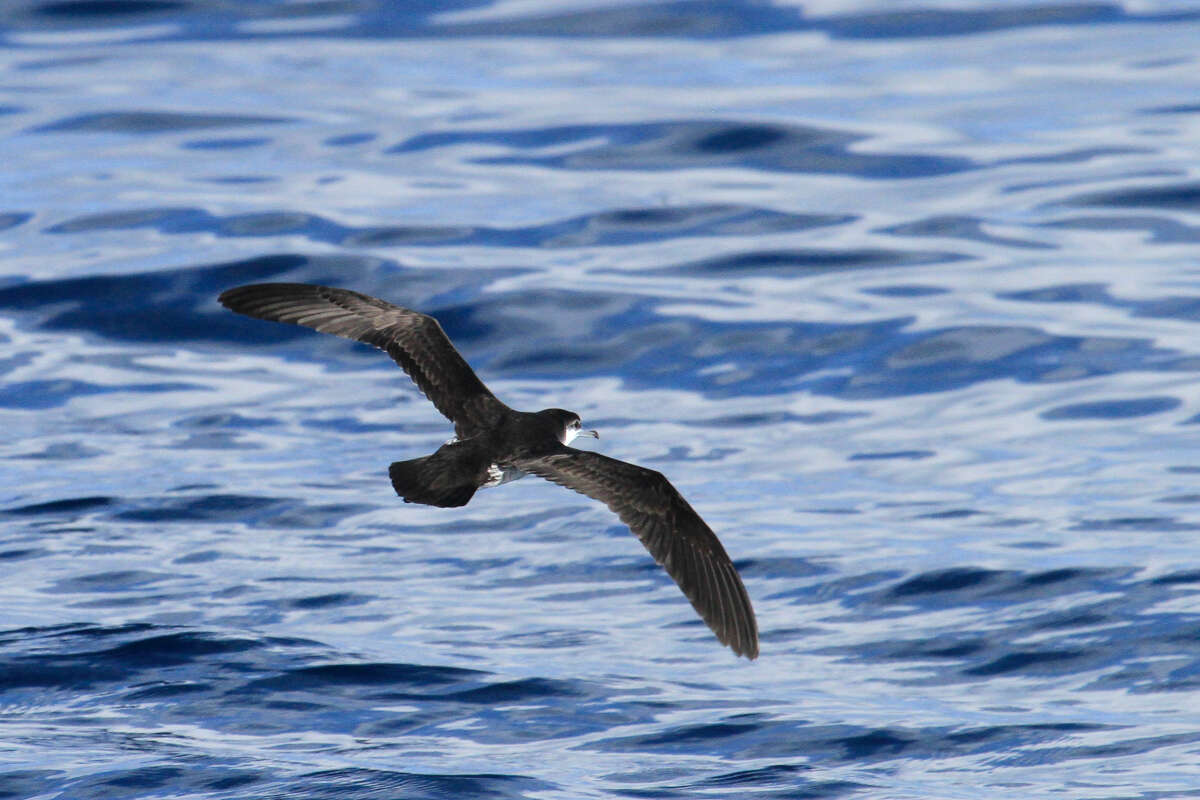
left=4, top=2, right=1200, bottom=798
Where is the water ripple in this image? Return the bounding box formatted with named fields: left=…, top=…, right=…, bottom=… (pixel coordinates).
left=394, top=119, right=974, bottom=178
left=6, top=3, right=1200, bottom=798
left=32, top=110, right=293, bottom=134
left=44, top=202, right=851, bottom=248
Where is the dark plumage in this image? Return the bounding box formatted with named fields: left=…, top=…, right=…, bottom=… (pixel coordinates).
left=219, top=283, right=758, bottom=659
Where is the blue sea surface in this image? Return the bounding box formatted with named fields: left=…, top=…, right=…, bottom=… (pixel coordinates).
left=4, top=1, right=1200, bottom=797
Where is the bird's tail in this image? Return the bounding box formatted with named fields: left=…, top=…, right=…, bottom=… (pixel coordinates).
left=388, top=443, right=486, bottom=508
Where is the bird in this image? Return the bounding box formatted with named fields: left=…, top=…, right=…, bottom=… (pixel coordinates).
left=218, top=283, right=758, bottom=659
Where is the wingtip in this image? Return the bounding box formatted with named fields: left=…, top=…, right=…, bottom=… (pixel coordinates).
left=729, top=630, right=759, bottom=660
left=217, top=282, right=269, bottom=311
left=218, top=282, right=294, bottom=310
left=709, top=599, right=758, bottom=660
left=216, top=285, right=240, bottom=308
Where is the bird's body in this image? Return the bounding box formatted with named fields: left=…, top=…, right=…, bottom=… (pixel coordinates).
left=219, top=283, right=758, bottom=659
left=386, top=407, right=584, bottom=508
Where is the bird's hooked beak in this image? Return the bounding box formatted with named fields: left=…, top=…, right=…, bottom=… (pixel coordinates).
left=564, top=418, right=599, bottom=445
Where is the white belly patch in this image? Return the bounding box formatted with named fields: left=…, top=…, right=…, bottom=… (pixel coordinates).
left=483, top=463, right=526, bottom=488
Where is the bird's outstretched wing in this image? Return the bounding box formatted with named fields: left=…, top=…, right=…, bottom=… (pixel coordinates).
left=515, top=448, right=758, bottom=659
left=219, top=283, right=508, bottom=437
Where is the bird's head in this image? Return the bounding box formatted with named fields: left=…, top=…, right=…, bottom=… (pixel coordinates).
left=543, top=408, right=599, bottom=445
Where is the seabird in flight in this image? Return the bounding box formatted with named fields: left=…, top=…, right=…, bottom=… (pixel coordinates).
left=218, top=283, right=758, bottom=658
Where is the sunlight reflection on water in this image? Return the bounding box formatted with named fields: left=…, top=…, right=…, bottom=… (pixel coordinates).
left=3, top=2, right=1200, bottom=798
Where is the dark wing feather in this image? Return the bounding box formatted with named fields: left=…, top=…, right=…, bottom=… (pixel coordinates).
left=516, top=449, right=758, bottom=659
left=219, top=283, right=507, bottom=437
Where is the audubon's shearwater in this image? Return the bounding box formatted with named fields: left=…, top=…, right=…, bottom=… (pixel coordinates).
left=219, top=283, right=758, bottom=659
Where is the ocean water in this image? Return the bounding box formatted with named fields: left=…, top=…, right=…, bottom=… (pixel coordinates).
left=4, top=1, right=1200, bottom=797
